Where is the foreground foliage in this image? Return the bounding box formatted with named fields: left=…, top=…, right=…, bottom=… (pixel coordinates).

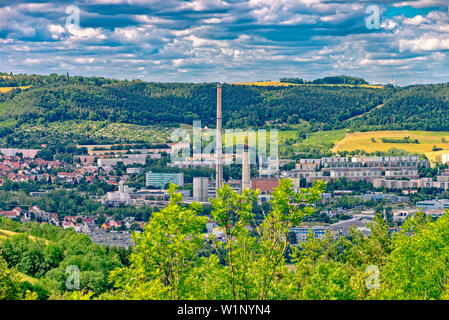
left=1, top=179, right=449, bottom=300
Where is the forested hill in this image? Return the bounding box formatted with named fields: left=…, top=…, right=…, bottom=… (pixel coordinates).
left=0, top=73, right=387, bottom=130
left=347, top=84, right=449, bottom=131
left=0, top=73, right=448, bottom=131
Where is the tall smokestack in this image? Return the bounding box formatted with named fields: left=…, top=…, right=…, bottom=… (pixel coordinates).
left=216, top=84, right=223, bottom=192
left=242, top=135, right=251, bottom=191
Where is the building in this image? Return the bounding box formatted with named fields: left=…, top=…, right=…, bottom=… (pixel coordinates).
left=286, top=155, right=429, bottom=185
left=74, top=155, right=96, bottom=164
left=384, top=169, right=419, bottom=179
left=0, top=207, right=21, bottom=219
left=145, top=171, right=184, bottom=188
left=0, top=148, right=40, bottom=158
left=329, top=216, right=373, bottom=236
left=289, top=226, right=327, bottom=243
left=193, top=177, right=209, bottom=202
left=251, top=178, right=279, bottom=193
left=359, top=192, right=409, bottom=203
left=329, top=169, right=382, bottom=181
left=416, top=199, right=449, bottom=210
left=104, top=181, right=134, bottom=206
left=372, top=178, right=426, bottom=190
left=392, top=206, right=445, bottom=222
left=392, top=208, right=417, bottom=222
left=126, top=167, right=143, bottom=175
left=97, top=154, right=151, bottom=167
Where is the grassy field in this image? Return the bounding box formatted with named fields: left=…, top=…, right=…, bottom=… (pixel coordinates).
left=0, top=229, right=49, bottom=244
left=332, top=130, right=449, bottom=162
left=17, top=271, right=38, bottom=285
left=229, top=81, right=384, bottom=89
left=300, top=129, right=348, bottom=151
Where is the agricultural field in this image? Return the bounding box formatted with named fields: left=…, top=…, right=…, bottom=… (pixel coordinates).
left=21, top=121, right=173, bottom=144
left=332, top=130, right=449, bottom=162
left=300, top=129, right=348, bottom=151
left=0, top=229, right=49, bottom=244
left=0, top=85, right=32, bottom=93
left=229, top=81, right=384, bottom=88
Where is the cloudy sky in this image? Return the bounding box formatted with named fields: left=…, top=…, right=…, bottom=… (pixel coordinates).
left=0, top=0, right=449, bottom=84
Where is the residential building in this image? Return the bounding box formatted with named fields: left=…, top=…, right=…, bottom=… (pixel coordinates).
left=289, top=226, right=327, bottom=243
left=145, top=171, right=184, bottom=188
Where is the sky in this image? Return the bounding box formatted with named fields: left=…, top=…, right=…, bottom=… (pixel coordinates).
left=0, top=0, right=449, bottom=85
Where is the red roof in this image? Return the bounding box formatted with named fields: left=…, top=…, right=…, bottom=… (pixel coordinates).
left=251, top=178, right=279, bottom=193
left=0, top=211, right=20, bottom=218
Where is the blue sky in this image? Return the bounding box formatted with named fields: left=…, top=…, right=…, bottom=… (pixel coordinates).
left=1, top=0, right=449, bottom=85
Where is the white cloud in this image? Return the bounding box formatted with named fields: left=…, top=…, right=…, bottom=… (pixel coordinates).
left=48, top=24, right=66, bottom=39
left=399, top=34, right=449, bottom=52
left=67, top=25, right=107, bottom=41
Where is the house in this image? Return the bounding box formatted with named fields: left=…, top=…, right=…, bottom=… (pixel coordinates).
left=74, top=223, right=83, bottom=233
left=62, top=221, right=75, bottom=229
left=101, top=220, right=122, bottom=230
left=82, top=217, right=95, bottom=224
left=49, top=213, right=59, bottom=225
left=64, top=216, right=78, bottom=223
left=0, top=207, right=21, bottom=219
left=30, top=206, right=50, bottom=221
left=57, top=171, right=83, bottom=182
left=84, top=222, right=98, bottom=234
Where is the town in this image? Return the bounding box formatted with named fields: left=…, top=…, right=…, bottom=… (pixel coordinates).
left=1, top=139, right=448, bottom=248
left=1, top=85, right=448, bottom=251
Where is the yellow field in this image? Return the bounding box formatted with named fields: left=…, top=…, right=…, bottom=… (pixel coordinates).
left=229, top=81, right=384, bottom=88
left=0, top=85, right=32, bottom=93
left=230, top=81, right=300, bottom=87
left=332, top=130, right=449, bottom=162
left=0, top=229, right=49, bottom=244
left=0, top=229, right=18, bottom=239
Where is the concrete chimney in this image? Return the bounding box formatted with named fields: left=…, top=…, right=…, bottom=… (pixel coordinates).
left=242, top=135, right=251, bottom=191
left=216, top=84, right=223, bottom=192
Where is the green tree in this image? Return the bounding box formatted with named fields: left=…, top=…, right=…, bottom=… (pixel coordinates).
left=0, top=254, right=21, bottom=300
left=380, top=212, right=449, bottom=299
left=108, top=184, right=207, bottom=299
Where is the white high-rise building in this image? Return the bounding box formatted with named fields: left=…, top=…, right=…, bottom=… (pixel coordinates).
left=193, top=177, right=209, bottom=202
